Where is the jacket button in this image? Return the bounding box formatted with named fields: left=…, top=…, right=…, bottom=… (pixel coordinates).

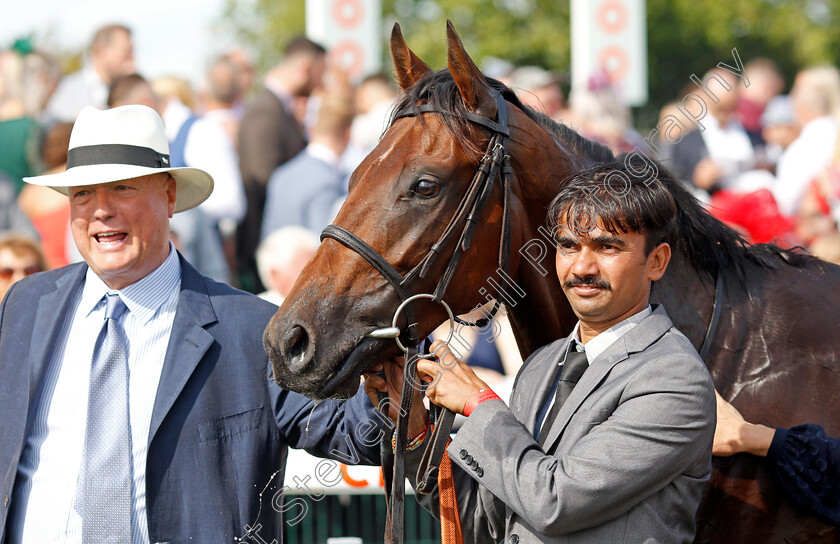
left=460, top=449, right=468, bottom=459
left=509, top=534, right=520, bottom=544
left=465, top=455, right=473, bottom=464
left=470, top=460, right=479, bottom=469
left=476, top=467, right=484, bottom=477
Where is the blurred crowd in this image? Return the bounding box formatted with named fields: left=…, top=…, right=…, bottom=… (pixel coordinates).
left=3, top=24, right=840, bottom=362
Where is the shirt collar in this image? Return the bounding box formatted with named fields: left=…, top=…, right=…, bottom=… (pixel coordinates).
left=80, top=243, right=181, bottom=324
left=571, top=305, right=652, bottom=364
left=263, top=75, right=295, bottom=113
left=306, top=142, right=342, bottom=170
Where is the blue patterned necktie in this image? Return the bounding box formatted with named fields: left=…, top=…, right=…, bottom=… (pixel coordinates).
left=78, top=293, right=133, bottom=542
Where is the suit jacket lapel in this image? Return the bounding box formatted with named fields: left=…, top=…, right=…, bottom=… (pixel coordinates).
left=28, top=264, right=87, bottom=403
left=541, top=306, right=674, bottom=451
left=148, top=258, right=216, bottom=443
left=521, top=338, right=573, bottom=433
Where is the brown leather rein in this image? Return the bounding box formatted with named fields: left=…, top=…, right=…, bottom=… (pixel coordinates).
left=320, top=90, right=513, bottom=543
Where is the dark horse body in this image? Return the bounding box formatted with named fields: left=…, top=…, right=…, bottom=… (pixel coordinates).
left=265, top=23, right=840, bottom=542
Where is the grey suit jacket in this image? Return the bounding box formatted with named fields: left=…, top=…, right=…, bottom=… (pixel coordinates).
left=415, top=305, right=716, bottom=543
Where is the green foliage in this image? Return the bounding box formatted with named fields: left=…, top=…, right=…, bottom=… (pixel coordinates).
left=223, top=0, right=840, bottom=126
left=221, top=0, right=307, bottom=71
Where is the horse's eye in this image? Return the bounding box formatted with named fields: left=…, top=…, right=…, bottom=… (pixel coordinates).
left=413, top=179, right=440, bottom=198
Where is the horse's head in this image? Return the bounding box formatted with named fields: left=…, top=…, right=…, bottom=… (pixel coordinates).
left=265, top=22, right=581, bottom=399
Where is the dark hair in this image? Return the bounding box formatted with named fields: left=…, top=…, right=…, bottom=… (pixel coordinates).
left=283, top=36, right=326, bottom=59
left=547, top=154, right=677, bottom=256
left=207, top=56, right=240, bottom=105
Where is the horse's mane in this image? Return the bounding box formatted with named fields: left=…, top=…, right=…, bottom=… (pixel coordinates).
left=636, top=158, right=812, bottom=281
left=390, top=69, right=614, bottom=166
left=390, top=69, right=810, bottom=281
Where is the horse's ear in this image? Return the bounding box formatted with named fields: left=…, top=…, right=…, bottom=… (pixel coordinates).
left=390, top=22, right=432, bottom=90
left=446, top=20, right=495, bottom=116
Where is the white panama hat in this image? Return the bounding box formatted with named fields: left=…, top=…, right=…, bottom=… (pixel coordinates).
left=23, top=104, right=214, bottom=213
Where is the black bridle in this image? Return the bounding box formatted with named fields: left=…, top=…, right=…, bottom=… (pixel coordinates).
left=320, top=90, right=514, bottom=544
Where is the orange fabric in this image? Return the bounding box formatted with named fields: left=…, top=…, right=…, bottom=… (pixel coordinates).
left=30, top=205, right=70, bottom=269
left=439, top=440, right=464, bottom=544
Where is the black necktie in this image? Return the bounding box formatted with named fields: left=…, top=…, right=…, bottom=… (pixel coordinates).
left=538, top=349, right=589, bottom=446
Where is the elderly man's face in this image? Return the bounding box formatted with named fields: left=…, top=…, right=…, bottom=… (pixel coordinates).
left=70, top=173, right=176, bottom=290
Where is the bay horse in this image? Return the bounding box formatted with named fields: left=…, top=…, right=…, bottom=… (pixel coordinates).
left=264, top=22, right=840, bottom=542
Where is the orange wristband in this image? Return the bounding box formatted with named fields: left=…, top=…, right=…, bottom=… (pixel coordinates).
left=463, top=388, right=500, bottom=416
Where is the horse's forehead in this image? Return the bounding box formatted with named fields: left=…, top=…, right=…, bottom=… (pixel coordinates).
left=360, top=118, right=467, bottom=173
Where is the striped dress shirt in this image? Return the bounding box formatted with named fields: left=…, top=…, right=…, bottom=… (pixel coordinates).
left=537, top=305, right=652, bottom=436
left=9, top=245, right=181, bottom=544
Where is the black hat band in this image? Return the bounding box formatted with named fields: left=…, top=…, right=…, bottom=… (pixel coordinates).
left=67, top=144, right=171, bottom=170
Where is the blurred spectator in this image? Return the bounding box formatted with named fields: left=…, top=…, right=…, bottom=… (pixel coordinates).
left=0, top=50, right=47, bottom=192
left=168, top=207, right=231, bottom=283
left=222, top=48, right=256, bottom=109
left=737, top=58, right=785, bottom=135
left=652, top=102, right=681, bottom=165
left=152, top=76, right=198, bottom=141
left=45, top=24, right=135, bottom=122
left=671, top=68, right=761, bottom=193
left=349, top=73, right=397, bottom=153
left=17, top=122, right=73, bottom=267
left=509, top=65, right=565, bottom=121
left=107, top=73, right=159, bottom=111
left=482, top=56, right=515, bottom=86
left=0, top=234, right=46, bottom=301
left=773, top=65, right=840, bottom=216
left=569, top=74, right=642, bottom=154
left=255, top=226, right=319, bottom=306
left=262, top=95, right=354, bottom=237
left=810, top=232, right=840, bottom=265
left=796, top=122, right=840, bottom=245
left=164, top=62, right=246, bottom=231
left=237, top=35, right=326, bottom=292
left=19, top=49, right=62, bottom=121
left=201, top=55, right=244, bottom=145
left=0, top=174, right=37, bottom=238
left=760, top=95, right=799, bottom=165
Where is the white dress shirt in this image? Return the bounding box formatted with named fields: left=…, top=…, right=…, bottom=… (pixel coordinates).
left=698, top=116, right=755, bottom=191
left=183, top=113, right=247, bottom=225
left=159, top=100, right=246, bottom=226
left=538, top=306, right=652, bottom=436
left=773, top=115, right=838, bottom=216
left=44, top=63, right=108, bottom=123
left=9, top=245, right=181, bottom=544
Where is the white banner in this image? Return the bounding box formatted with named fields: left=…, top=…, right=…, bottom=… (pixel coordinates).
left=306, top=0, right=383, bottom=83
left=284, top=448, right=398, bottom=495
left=571, top=0, right=648, bottom=106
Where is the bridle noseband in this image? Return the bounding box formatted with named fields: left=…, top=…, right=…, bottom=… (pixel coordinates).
left=320, top=89, right=514, bottom=544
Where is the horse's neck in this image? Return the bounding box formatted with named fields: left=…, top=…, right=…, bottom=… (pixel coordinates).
left=505, top=192, right=577, bottom=359
left=506, top=253, right=575, bottom=359
left=500, top=122, right=603, bottom=359
left=650, top=252, right=717, bottom=350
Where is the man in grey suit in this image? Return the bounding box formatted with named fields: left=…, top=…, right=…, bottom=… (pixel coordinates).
left=402, top=159, right=717, bottom=543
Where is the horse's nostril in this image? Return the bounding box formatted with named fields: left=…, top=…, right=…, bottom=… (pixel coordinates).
left=284, top=325, right=310, bottom=370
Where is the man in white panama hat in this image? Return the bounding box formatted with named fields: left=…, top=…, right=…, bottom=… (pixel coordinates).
left=0, top=105, right=384, bottom=543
